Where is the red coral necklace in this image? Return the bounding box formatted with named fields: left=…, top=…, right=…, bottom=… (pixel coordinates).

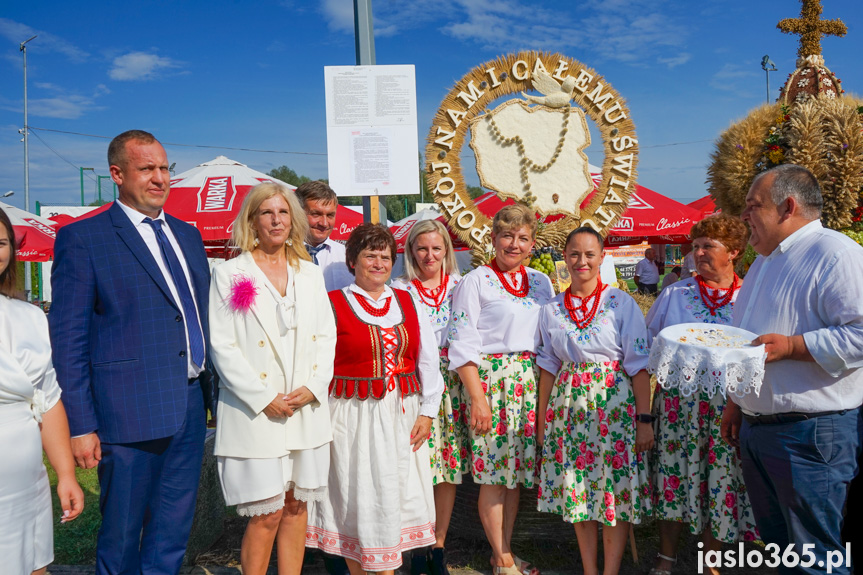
left=696, top=274, right=739, bottom=316
left=411, top=268, right=449, bottom=309
left=489, top=259, right=530, bottom=298
left=353, top=291, right=391, bottom=317
left=564, top=280, right=606, bottom=329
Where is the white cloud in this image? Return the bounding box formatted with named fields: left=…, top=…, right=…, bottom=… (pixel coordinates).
left=710, top=62, right=759, bottom=94
left=320, top=0, right=355, bottom=33
left=316, top=0, right=691, bottom=66
left=0, top=18, right=89, bottom=62
left=658, top=53, right=691, bottom=68
left=0, top=84, right=107, bottom=120
left=108, top=51, right=180, bottom=81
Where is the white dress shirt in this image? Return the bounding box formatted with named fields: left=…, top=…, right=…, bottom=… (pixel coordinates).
left=635, top=257, right=660, bottom=284
left=681, top=252, right=697, bottom=278
left=733, top=220, right=863, bottom=414
left=116, top=200, right=204, bottom=378
left=446, top=266, right=554, bottom=370
left=342, top=284, right=445, bottom=418
left=309, top=238, right=353, bottom=292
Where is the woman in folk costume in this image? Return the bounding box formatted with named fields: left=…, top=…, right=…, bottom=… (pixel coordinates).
left=391, top=219, right=463, bottom=575
left=306, top=223, right=444, bottom=575
left=447, top=204, right=554, bottom=575
left=645, top=215, right=755, bottom=575
left=536, top=226, right=654, bottom=575
left=0, top=207, right=84, bottom=575
left=210, top=182, right=337, bottom=575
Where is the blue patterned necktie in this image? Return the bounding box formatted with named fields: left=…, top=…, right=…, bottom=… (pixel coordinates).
left=307, top=243, right=326, bottom=266
left=143, top=218, right=205, bottom=368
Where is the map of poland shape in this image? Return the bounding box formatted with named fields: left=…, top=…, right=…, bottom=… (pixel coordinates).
left=469, top=99, right=592, bottom=216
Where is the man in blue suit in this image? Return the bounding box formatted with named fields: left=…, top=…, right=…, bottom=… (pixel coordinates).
left=50, top=130, right=210, bottom=574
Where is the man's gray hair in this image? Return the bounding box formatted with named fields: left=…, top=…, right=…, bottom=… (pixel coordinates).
left=753, top=164, right=823, bottom=219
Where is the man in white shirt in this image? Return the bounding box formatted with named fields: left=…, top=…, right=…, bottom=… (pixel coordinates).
left=633, top=247, right=660, bottom=294
left=721, top=164, right=863, bottom=575
left=680, top=244, right=696, bottom=278
left=294, top=181, right=353, bottom=292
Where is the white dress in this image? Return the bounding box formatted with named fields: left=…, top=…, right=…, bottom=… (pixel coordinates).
left=391, top=274, right=471, bottom=485
left=0, top=295, right=62, bottom=573
left=217, top=267, right=329, bottom=515
left=305, top=284, right=444, bottom=572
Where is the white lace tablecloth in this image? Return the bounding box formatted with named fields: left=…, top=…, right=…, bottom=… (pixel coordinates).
left=647, top=323, right=766, bottom=398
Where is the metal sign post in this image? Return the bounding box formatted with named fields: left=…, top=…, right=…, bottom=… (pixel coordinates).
left=353, top=0, right=382, bottom=225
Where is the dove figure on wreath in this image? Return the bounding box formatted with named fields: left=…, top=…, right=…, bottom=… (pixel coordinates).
left=469, top=69, right=593, bottom=216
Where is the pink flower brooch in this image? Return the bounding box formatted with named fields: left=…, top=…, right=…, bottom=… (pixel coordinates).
left=228, top=274, right=258, bottom=313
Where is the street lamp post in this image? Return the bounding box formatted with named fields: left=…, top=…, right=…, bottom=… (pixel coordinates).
left=80, top=167, right=94, bottom=205
left=2, top=191, right=14, bottom=199
left=20, top=34, right=37, bottom=300
left=761, top=55, right=778, bottom=104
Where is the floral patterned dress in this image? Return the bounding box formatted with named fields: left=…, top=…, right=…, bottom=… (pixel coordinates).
left=391, top=274, right=470, bottom=485
left=447, top=266, right=554, bottom=488
left=536, top=288, right=652, bottom=525
left=645, top=277, right=757, bottom=543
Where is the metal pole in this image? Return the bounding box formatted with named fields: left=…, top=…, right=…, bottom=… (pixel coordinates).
left=21, top=35, right=36, bottom=300
left=765, top=69, right=770, bottom=104
left=98, top=175, right=112, bottom=204
left=80, top=167, right=93, bottom=205
left=354, top=0, right=382, bottom=224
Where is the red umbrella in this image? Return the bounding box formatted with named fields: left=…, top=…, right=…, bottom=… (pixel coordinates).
left=605, top=187, right=704, bottom=246
left=468, top=165, right=703, bottom=246
left=163, top=156, right=288, bottom=241
left=1, top=200, right=59, bottom=262
left=328, top=205, right=365, bottom=241
left=687, top=195, right=719, bottom=218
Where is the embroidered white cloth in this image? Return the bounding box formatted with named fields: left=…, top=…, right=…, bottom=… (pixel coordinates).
left=648, top=323, right=766, bottom=399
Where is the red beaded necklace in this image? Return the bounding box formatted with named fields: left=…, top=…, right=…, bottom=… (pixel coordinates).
left=696, top=274, right=739, bottom=316
left=564, top=280, right=606, bottom=329
left=489, top=259, right=530, bottom=298
left=411, top=268, right=449, bottom=309
left=353, top=291, right=392, bottom=317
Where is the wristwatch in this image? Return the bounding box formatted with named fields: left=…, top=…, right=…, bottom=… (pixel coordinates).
left=636, top=413, right=655, bottom=424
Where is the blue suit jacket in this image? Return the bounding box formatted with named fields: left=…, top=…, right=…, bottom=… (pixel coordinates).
left=49, top=202, right=211, bottom=444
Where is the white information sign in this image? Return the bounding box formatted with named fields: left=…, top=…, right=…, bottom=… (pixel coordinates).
left=325, top=65, right=419, bottom=197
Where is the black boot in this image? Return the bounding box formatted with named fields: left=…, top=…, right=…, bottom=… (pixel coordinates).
left=427, top=547, right=450, bottom=575
left=411, top=548, right=430, bottom=575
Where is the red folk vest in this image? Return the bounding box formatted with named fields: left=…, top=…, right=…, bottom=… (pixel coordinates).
left=329, top=289, right=422, bottom=400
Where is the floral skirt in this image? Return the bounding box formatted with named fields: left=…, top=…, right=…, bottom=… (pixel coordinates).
left=469, top=351, right=540, bottom=488
left=537, top=361, right=651, bottom=525
left=651, top=386, right=757, bottom=543
left=429, top=347, right=471, bottom=485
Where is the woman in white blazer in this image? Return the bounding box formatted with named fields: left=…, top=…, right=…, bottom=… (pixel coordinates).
left=210, top=182, right=336, bottom=575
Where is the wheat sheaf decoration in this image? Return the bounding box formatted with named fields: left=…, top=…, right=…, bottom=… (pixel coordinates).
left=706, top=0, right=863, bottom=232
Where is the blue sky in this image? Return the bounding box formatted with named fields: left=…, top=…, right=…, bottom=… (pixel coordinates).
left=1, top=0, right=860, bottom=212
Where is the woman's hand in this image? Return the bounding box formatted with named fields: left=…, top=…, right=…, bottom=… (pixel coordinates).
left=469, top=396, right=492, bottom=435
left=635, top=422, right=655, bottom=453
left=284, top=386, right=316, bottom=412
left=262, top=396, right=294, bottom=419
left=57, top=477, right=85, bottom=523
left=409, top=416, right=433, bottom=452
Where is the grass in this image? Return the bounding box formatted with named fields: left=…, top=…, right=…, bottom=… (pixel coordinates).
left=45, top=456, right=100, bottom=564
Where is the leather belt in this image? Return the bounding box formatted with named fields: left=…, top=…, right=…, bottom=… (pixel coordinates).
left=743, top=409, right=846, bottom=426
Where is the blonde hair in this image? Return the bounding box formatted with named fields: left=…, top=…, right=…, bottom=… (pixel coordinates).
left=401, top=219, right=458, bottom=281
left=492, top=203, right=537, bottom=238
left=231, top=181, right=311, bottom=268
